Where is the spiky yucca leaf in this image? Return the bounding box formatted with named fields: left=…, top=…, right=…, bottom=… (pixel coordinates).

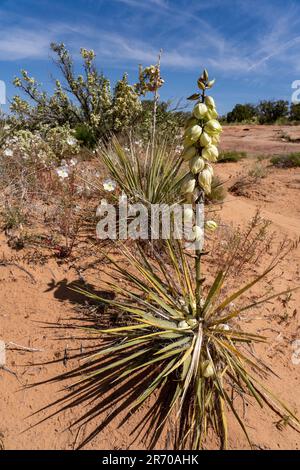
left=32, top=241, right=299, bottom=449
left=100, top=138, right=184, bottom=206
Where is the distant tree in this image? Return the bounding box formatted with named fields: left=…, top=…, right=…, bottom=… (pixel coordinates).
left=256, top=100, right=289, bottom=124
left=226, top=103, right=257, bottom=123
left=289, top=103, right=300, bottom=121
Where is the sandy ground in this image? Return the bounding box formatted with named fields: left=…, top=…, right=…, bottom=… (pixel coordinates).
left=1, top=124, right=300, bottom=450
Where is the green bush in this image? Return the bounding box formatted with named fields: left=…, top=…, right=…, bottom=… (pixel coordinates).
left=271, top=153, right=300, bottom=168
left=218, top=150, right=247, bottom=163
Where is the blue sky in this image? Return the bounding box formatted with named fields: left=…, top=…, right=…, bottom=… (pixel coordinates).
left=1, top=0, right=300, bottom=114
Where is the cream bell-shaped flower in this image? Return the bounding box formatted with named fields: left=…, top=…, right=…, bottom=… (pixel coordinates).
left=199, top=131, right=212, bottom=147
left=189, top=155, right=205, bottom=174
left=183, top=206, right=194, bottom=223
left=204, top=119, right=222, bottom=136
left=198, top=168, right=212, bottom=194
left=184, top=124, right=202, bottom=144
left=205, top=220, right=218, bottom=231
left=181, top=173, right=196, bottom=194
left=204, top=96, right=215, bottom=109
left=202, top=144, right=219, bottom=162
left=192, top=225, right=203, bottom=242
left=193, top=103, right=208, bottom=119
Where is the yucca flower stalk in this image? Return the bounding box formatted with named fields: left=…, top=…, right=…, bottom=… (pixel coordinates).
left=181, top=69, right=222, bottom=309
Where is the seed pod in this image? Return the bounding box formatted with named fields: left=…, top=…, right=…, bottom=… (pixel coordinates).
left=198, top=168, right=212, bottom=194
left=193, top=103, right=208, bottom=119
left=189, top=155, right=205, bottom=174
left=200, top=131, right=212, bottom=147
left=182, top=145, right=197, bottom=161
left=203, top=69, right=209, bottom=81
left=202, top=145, right=219, bottom=162
left=184, top=124, right=202, bottom=143
left=205, top=96, right=215, bottom=109
left=181, top=173, right=196, bottom=194
left=205, top=220, right=218, bottom=231
left=204, top=119, right=222, bottom=136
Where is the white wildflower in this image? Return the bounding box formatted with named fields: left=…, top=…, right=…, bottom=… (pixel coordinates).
left=103, top=178, right=117, bottom=192
left=4, top=148, right=13, bottom=157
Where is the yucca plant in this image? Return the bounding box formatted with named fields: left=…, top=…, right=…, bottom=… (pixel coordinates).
left=100, top=137, right=183, bottom=206
left=34, top=240, right=299, bottom=449
left=33, top=69, right=299, bottom=450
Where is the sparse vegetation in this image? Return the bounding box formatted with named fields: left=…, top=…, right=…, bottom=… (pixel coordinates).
left=271, top=152, right=300, bottom=168
left=218, top=150, right=247, bottom=163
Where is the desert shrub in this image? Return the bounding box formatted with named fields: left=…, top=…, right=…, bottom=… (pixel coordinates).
left=289, top=102, right=300, bottom=121
left=218, top=150, right=246, bottom=163
left=271, top=152, right=300, bottom=168
left=226, top=103, right=257, bottom=123
left=248, top=162, right=268, bottom=178
left=10, top=43, right=142, bottom=141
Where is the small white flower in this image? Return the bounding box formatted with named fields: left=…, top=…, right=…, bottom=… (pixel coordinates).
left=4, top=148, right=13, bottom=157
left=67, top=137, right=77, bottom=146
left=56, top=165, right=69, bottom=179
left=103, top=178, right=117, bottom=192
left=175, top=145, right=184, bottom=154
left=69, top=158, right=77, bottom=167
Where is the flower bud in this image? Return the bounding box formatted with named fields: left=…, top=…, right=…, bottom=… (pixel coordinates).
left=178, top=320, right=189, bottom=329
left=197, top=79, right=206, bottom=90
left=204, top=96, right=215, bottom=109
left=204, top=119, right=222, bottom=136
left=202, top=145, right=219, bottom=162
left=205, top=220, right=218, bottom=231
left=198, top=168, right=212, bottom=194
left=181, top=173, right=196, bottom=194
left=206, top=79, right=215, bottom=89
left=199, top=131, right=212, bottom=147
left=189, top=155, right=205, bottom=174
left=184, top=124, right=202, bottom=143
left=182, top=145, right=197, bottom=161
left=193, top=103, right=208, bottom=119
left=201, top=360, right=214, bottom=378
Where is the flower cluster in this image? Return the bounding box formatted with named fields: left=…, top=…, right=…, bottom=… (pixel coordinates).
left=1, top=125, right=80, bottom=169
left=135, top=64, right=164, bottom=96
left=181, top=70, right=222, bottom=198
